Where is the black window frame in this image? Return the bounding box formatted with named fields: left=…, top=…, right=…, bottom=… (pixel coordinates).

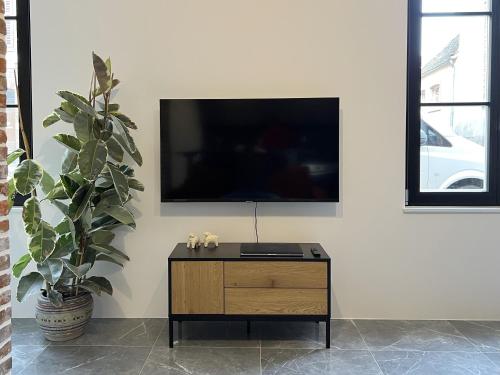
left=406, top=0, right=500, bottom=206
left=8, top=0, right=32, bottom=206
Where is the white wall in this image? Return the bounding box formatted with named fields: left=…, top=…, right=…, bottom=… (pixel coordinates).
left=11, top=0, right=500, bottom=319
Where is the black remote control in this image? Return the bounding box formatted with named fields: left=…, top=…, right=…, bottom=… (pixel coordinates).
left=311, top=248, right=321, bottom=257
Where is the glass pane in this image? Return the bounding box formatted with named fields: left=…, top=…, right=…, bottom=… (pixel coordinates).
left=6, top=20, right=17, bottom=106
left=422, top=0, right=490, bottom=12
left=420, top=106, right=488, bottom=192
left=6, top=108, right=19, bottom=177
left=5, top=0, right=16, bottom=17
left=421, top=16, right=490, bottom=103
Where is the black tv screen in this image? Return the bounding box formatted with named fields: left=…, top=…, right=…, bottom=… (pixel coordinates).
left=160, top=98, right=339, bottom=202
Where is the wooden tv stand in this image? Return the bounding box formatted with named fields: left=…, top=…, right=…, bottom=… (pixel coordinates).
left=168, top=243, right=331, bottom=348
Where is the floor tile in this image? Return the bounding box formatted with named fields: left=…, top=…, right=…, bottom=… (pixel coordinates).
left=155, top=321, right=260, bottom=348
left=12, top=345, right=46, bottom=374
left=373, top=351, right=500, bottom=375
left=354, top=320, right=477, bottom=352
left=261, top=349, right=382, bottom=375
left=140, top=347, right=260, bottom=375
left=19, top=345, right=150, bottom=375
left=52, top=318, right=166, bottom=347
left=331, top=320, right=368, bottom=350
left=257, top=321, right=326, bottom=349
left=12, top=319, right=48, bottom=346
left=449, top=321, right=500, bottom=352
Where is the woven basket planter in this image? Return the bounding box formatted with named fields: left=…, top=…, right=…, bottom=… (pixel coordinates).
left=35, top=292, right=93, bottom=342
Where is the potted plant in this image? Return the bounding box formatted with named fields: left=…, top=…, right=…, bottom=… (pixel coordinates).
left=9, top=52, right=143, bottom=341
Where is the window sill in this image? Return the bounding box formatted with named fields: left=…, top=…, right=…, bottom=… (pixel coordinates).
left=403, top=206, right=500, bottom=214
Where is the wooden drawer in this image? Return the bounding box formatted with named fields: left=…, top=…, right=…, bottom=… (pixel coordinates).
left=224, top=261, right=327, bottom=289
left=225, top=288, right=327, bottom=315
left=171, top=261, right=224, bottom=314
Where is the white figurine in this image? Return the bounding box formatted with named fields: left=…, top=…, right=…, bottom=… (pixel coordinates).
left=202, top=232, right=219, bottom=248
left=187, top=233, right=200, bottom=249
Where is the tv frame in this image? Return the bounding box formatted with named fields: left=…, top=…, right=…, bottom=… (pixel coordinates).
left=160, top=97, right=340, bottom=203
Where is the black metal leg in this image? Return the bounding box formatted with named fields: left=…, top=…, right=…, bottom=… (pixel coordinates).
left=326, top=319, right=330, bottom=349
left=178, top=320, right=182, bottom=339
left=247, top=320, right=251, bottom=335
left=168, top=319, right=174, bottom=348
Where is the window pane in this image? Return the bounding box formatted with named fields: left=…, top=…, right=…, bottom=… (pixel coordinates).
left=422, top=0, right=490, bottom=13
left=6, top=20, right=17, bottom=105
left=5, top=0, right=16, bottom=17
left=421, top=16, right=490, bottom=103
left=420, top=106, right=488, bottom=192
left=6, top=108, right=19, bottom=177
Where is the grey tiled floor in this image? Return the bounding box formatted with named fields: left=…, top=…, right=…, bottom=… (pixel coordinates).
left=12, top=318, right=500, bottom=374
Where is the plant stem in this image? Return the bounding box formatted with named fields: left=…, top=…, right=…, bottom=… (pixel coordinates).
left=14, top=71, right=31, bottom=160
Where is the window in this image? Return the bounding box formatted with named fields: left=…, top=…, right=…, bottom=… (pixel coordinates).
left=7, top=0, right=32, bottom=205
left=406, top=0, right=498, bottom=205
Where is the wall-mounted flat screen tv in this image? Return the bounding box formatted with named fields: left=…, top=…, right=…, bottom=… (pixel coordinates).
left=160, top=98, right=339, bottom=202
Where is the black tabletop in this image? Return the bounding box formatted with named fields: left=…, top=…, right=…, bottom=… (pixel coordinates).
left=169, top=242, right=330, bottom=261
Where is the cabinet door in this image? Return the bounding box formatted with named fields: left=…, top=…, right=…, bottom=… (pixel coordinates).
left=171, top=261, right=224, bottom=314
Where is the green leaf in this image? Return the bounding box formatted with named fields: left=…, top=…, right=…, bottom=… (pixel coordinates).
left=114, top=133, right=143, bottom=166
left=93, top=52, right=110, bottom=92
left=112, top=113, right=137, bottom=130
left=61, top=101, right=79, bottom=117
left=91, top=230, right=115, bottom=244
left=61, top=150, right=78, bottom=174
left=57, top=91, right=96, bottom=117
left=45, top=180, right=68, bottom=200
left=107, top=163, right=129, bottom=204
left=73, top=111, right=94, bottom=142
left=54, top=215, right=76, bottom=248
left=7, top=148, right=25, bottom=165
left=40, top=170, right=55, bottom=195
left=29, top=221, right=57, bottom=263
left=95, top=176, right=113, bottom=189
left=95, top=254, right=123, bottom=267
left=37, top=259, right=63, bottom=284
left=50, top=233, right=76, bottom=258
left=128, top=178, right=144, bottom=192
left=102, top=205, right=134, bottom=226
left=79, top=276, right=113, bottom=296
left=106, top=137, right=123, bottom=162
left=89, top=243, right=130, bottom=261
left=53, top=134, right=81, bottom=152
left=62, top=259, right=91, bottom=277
left=13, top=253, right=31, bottom=278
left=48, top=290, right=64, bottom=307
left=52, top=200, right=69, bottom=215
left=111, top=115, right=136, bottom=152
left=17, top=272, right=44, bottom=302
left=93, top=190, right=122, bottom=216
left=54, top=107, right=74, bottom=123
left=61, top=174, right=80, bottom=198
left=43, top=112, right=60, bottom=128
left=78, top=140, right=107, bottom=180
left=7, top=179, right=15, bottom=211
left=13, top=159, right=43, bottom=195
left=22, top=196, right=41, bottom=235
left=69, top=184, right=95, bottom=221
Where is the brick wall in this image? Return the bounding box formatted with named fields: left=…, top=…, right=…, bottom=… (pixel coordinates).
left=0, top=1, right=10, bottom=374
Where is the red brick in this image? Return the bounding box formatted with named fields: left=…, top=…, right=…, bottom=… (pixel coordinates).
left=0, top=202, right=8, bottom=216
left=0, top=325, right=10, bottom=344
left=0, top=222, right=7, bottom=233
left=0, top=357, right=11, bottom=374
left=0, top=147, right=6, bottom=160
left=0, top=291, right=10, bottom=306
left=0, top=131, right=5, bottom=144
left=0, top=341, right=10, bottom=358
left=0, top=256, right=8, bottom=272
left=0, top=275, right=9, bottom=289
left=0, top=307, right=10, bottom=327
left=0, top=165, right=6, bottom=179
left=0, top=41, right=5, bottom=58
left=0, top=183, right=7, bottom=196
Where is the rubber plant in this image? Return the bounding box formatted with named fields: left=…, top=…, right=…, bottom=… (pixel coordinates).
left=9, top=52, right=144, bottom=307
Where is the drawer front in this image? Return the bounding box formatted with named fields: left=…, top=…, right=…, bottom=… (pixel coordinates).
left=224, top=261, right=327, bottom=289
left=225, top=288, right=327, bottom=315
left=171, top=261, right=224, bottom=314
